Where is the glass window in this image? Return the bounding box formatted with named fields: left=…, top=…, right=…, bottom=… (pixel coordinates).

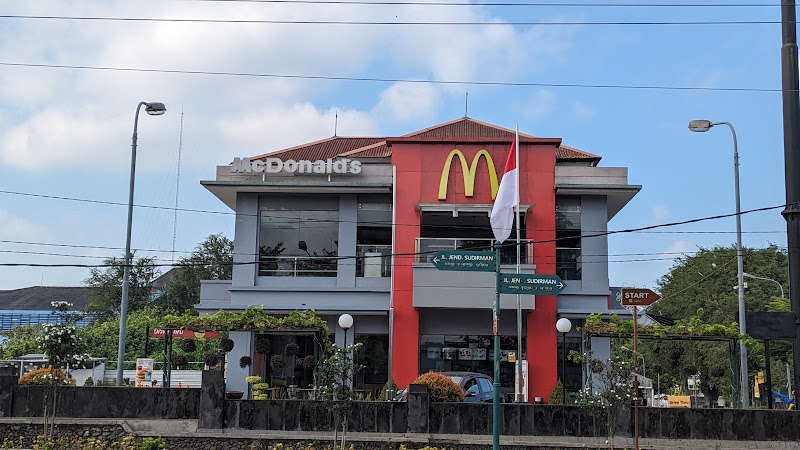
left=353, top=334, right=389, bottom=397
left=356, top=195, right=392, bottom=277
left=258, top=195, right=339, bottom=277
left=557, top=335, right=583, bottom=394
left=477, top=377, right=493, bottom=393
left=419, top=334, right=524, bottom=397
left=556, top=196, right=582, bottom=280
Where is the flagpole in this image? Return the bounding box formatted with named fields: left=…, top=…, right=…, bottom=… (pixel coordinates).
left=514, top=126, right=524, bottom=403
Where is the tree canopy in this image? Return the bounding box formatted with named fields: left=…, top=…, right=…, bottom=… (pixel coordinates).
left=156, top=233, right=233, bottom=312
left=639, top=244, right=790, bottom=405
left=83, top=253, right=160, bottom=316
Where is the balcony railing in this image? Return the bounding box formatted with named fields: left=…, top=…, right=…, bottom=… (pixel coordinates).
left=356, top=244, right=392, bottom=278
left=258, top=256, right=337, bottom=277
left=415, top=238, right=533, bottom=265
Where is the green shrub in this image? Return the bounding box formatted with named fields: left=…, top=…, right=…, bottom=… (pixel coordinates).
left=548, top=379, right=565, bottom=404
left=83, top=376, right=94, bottom=386
left=411, top=371, right=463, bottom=402
left=18, top=367, right=74, bottom=386
left=378, top=379, right=399, bottom=401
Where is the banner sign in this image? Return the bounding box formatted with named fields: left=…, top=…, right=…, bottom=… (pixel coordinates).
left=150, top=328, right=219, bottom=339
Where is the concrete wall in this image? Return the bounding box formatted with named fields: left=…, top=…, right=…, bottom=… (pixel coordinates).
left=412, top=264, right=537, bottom=310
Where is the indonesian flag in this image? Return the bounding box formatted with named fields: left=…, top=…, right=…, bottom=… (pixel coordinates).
left=490, top=139, right=518, bottom=243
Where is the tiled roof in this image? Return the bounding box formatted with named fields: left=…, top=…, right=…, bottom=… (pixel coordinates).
left=404, top=117, right=535, bottom=139
left=557, top=144, right=601, bottom=161
left=0, top=286, right=91, bottom=311
left=250, top=137, right=385, bottom=163
left=248, top=117, right=600, bottom=163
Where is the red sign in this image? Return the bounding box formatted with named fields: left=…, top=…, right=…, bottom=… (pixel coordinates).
left=149, top=328, right=220, bottom=339
left=620, top=288, right=661, bottom=306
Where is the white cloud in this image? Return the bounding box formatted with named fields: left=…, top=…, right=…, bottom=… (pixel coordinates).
left=652, top=205, right=669, bottom=221
left=373, top=83, right=441, bottom=123
left=0, top=1, right=579, bottom=172
left=217, top=102, right=379, bottom=156
left=520, top=90, right=556, bottom=120
left=664, top=240, right=694, bottom=256
left=571, top=101, right=595, bottom=120
left=0, top=210, right=52, bottom=242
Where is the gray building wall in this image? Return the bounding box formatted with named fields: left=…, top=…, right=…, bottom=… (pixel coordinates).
left=200, top=192, right=390, bottom=314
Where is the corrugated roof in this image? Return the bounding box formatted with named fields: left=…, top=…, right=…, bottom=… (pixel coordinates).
left=0, top=286, right=91, bottom=311
left=247, top=117, right=600, bottom=163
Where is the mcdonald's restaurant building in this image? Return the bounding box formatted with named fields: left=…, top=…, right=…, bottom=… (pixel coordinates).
left=199, top=117, right=641, bottom=401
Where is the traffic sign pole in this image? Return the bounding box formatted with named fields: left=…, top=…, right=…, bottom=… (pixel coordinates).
left=492, top=242, right=501, bottom=450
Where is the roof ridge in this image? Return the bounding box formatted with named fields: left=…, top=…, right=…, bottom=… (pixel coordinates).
left=250, top=136, right=383, bottom=160
left=404, top=117, right=538, bottom=139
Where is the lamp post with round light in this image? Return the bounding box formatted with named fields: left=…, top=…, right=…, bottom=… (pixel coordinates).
left=338, top=313, right=354, bottom=389
left=116, top=101, right=166, bottom=386
left=688, top=119, right=749, bottom=408
left=556, top=317, right=572, bottom=404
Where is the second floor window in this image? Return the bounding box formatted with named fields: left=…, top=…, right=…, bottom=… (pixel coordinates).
left=258, top=195, right=339, bottom=277
left=556, top=196, right=581, bottom=280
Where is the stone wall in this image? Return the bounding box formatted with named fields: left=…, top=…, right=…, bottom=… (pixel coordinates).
left=2, top=375, right=200, bottom=420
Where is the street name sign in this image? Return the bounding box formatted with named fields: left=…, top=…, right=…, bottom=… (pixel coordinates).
left=431, top=250, right=496, bottom=272
left=620, top=288, right=661, bottom=306
left=499, top=273, right=566, bottom=295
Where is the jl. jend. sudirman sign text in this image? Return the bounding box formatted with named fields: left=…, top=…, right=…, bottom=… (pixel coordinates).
left=231, top=157, right=362, bottom=174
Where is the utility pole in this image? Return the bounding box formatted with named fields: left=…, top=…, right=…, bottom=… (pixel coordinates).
left=780, top=0, right=800, bottom=398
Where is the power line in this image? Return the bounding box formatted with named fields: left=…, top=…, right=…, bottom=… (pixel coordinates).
left=0, top=14, right=790, bottom=26
left=0, top=61, right=782, bottom=93
left=0, top=204, right=788, bottom=268
left=182, top=1, right=784, bottom=7
left=0, top=188, right=788, bottom=234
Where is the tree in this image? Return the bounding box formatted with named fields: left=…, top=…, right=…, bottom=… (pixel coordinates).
left=647, top=244, right=789, bottom=403
left=317, top=342, right=363, bottom=450
left=36, top=301, right=88, bottom=440
left=158, top=234, right=233, bottom=312
left=77, top=306, right=219, bottom=370
left=1, top=324, right=43, bottom=359
left=84, top=253, right=160, bottom=316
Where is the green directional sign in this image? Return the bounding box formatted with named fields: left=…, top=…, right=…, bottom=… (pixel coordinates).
left=499, top=273, right=566, bottom=295
left=431, top=250, right=496, bottom=272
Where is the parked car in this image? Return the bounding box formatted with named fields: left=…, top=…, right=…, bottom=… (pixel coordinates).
left=395, top=371, right=504, bottom=402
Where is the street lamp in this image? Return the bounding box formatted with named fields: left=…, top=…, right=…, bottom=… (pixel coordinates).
left=743, top=272, right=785, bottom=298
left=116, top=101, right=166, bottom=386
left=338, top=313, right=354, bottom=349
left=555, top=317, right=572, bottom=404
left=621, top=345, right=646, bottom=379
left=338, top=313, right=354, bottom=389
left=688, top=119, right=749, bottom=408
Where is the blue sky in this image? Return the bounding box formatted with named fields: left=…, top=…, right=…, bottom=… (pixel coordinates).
left=0, top=1, right=790, bottom=292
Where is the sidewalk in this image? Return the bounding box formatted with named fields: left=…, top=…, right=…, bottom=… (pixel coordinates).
left=3, top=418, right=800, bottom=449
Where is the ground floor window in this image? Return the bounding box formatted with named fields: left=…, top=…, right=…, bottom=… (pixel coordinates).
left=254, top=333, right=320, bottom=391
left=557, top=336, right=582, bottom=395
left=353, top=334, right=389, bottom=398
left=419, top=334, right=525, bottom=396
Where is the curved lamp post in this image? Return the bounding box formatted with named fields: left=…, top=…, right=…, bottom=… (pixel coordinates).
left=743, top=272, right=785, bottom=299
left=556, top=317, right=572, bottom=404
left=689, top=119, right=749, bottom=409
left=621, top=345, right=646, bottom=379
left=116, top=101, right=166, bottom=386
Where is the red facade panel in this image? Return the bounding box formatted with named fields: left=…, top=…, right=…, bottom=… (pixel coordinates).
left=391, top=138, right=559, bottom=402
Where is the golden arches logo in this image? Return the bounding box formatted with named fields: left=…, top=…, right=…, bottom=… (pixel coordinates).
left=438, top=149, right=499, bottom=200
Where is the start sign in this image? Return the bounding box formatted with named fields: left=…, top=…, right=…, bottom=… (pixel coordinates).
left=620, top=288, right=661, bottom=306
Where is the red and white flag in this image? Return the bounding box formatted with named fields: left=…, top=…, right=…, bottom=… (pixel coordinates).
left=490, top=138, right=518, bottom=243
